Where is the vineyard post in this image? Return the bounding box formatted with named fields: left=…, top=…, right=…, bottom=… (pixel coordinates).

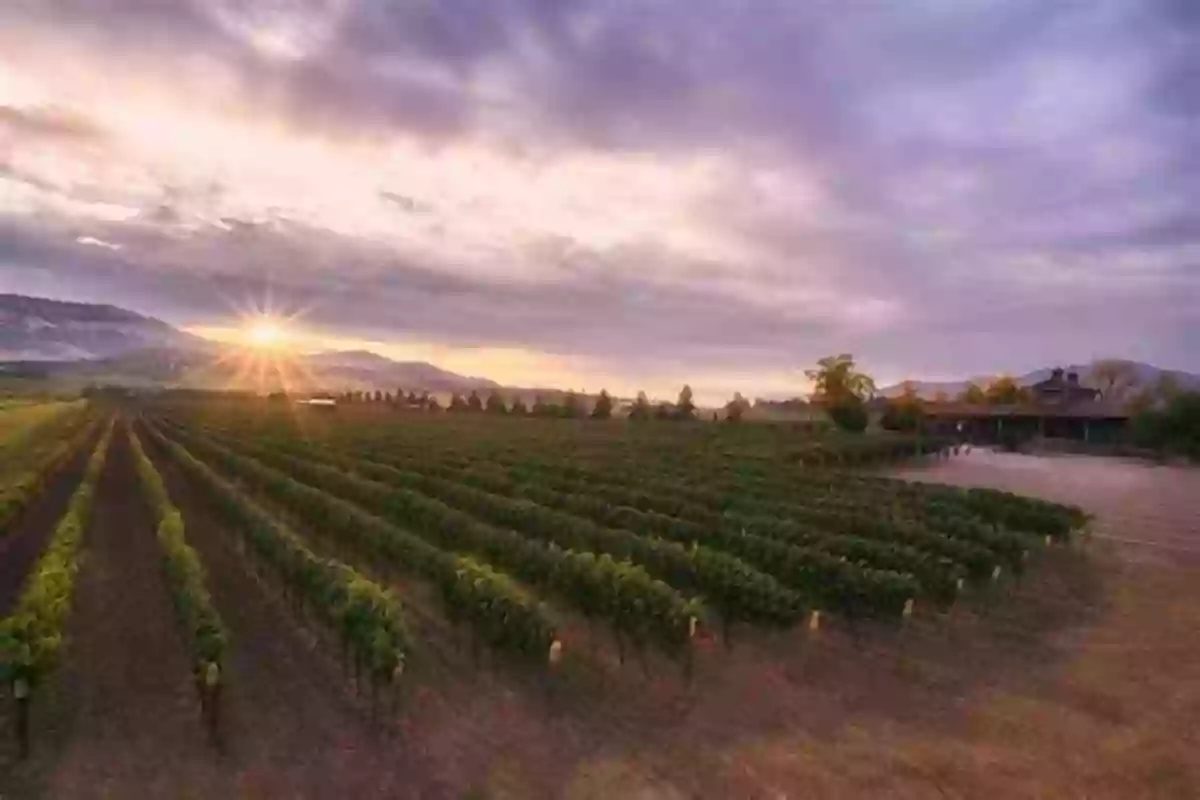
left=14, top=679, right=30, bottom=759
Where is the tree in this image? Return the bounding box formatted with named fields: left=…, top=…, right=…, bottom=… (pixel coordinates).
left=881, top=383, right=923, bottom=431
left=407, top=390, right=419, bottom=404
left=806, top=354, right=875, bottom=433
left=449, top=393, right=468, bottom=412
left=532, top=395, right=550, bottom=416
left=828, top=397, right=869, bottom=432
left=654, top=402, right=673, bottom=420
left=958, top=382, right=986, bottom=404
left=466, top=390, right=484, bottom=412
left=591, top=389, right=613, bottom=419
left=384, top=391, right=394, bottom=404
left=1091, top=360, right=1137, bottom=403
left=629, top=391, right=652, bottom=420
left=1132, top=391, right=1200, bottom=458
left=725, top=392, right=750, bottom=422
left=426, top=395, right=442, bottom=412
left=510, top=397, right=528, bottom=415
left=485, top=391, right=507, bottom=414
left=371, top=390, right=382, bottom=403
left=675, top=385, right=696, bottom=420
left=984, top=376, right=1029, bottom=405
left=562, top=391, right=583, bottom=419
left=805, top=354, right=876, bottom=404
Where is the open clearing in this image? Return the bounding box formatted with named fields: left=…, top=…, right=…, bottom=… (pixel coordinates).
left=3, top=409, right=1197, bottom=798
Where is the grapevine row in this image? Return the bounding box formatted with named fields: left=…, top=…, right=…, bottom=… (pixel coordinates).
left=202, top=429, right=809, bottom=628
left=0, top=417, right=114, bottom=707
left=142, top=423, right=412, bottom=686
left=128, top=424, right=227, bottom=687
left=164, top=419, right=700, bottom=657
left=155, top=424, right=694, bottom=659
left=0, top=410, right=98, bottom=537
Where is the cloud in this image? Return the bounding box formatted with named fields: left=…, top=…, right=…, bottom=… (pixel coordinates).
left=74, top=236, right=121, bottom=250
left=0, top=0, right=1198, bottom=395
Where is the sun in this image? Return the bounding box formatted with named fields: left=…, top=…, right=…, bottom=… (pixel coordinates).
left=245, top=317, right=285, bottom=348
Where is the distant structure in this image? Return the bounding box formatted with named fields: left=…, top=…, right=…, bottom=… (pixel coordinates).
left=1029, top=368, right=1100, bottom=406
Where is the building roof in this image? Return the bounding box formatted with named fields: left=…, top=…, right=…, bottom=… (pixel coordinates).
left=923, top=401, right=1129, bottom=420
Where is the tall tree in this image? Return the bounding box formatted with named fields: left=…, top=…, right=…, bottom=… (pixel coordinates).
left=881, top=385, right=924, bottom=431
left=562, top=391, right=583, bottom=419
left=426, top=395, right=442, bottom=412
left=485, top=391, right=507, bottom=414
left=629, top=390, right=651, bottom=420
left=725, top=392, right=750, bottom=422
left=467, top=390, right=484, bottom=412
left=510, top=397, right=529, bottom=415
left=805, top=354, right=876, bottom=403
left=958, top=383, right=987, bottom=404
left=985, top=376, right=1029, bottom=405
left=676, top=385, right=696, bottom=420
left=449, top=393, right=468, bottom=412
left=591, top=389, right=613, bottom=419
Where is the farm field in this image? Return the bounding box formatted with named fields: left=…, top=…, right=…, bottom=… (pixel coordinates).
left=2, top=399, right=1198, bottom=798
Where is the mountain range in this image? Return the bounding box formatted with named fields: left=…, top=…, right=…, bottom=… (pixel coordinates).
left=0, top=294, right=496, bottom=394
left=878, top=362, right=1200, bottom=400
left=3, top=293, right=1198, bottom=400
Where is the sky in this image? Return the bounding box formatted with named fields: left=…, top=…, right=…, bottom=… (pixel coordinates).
left=1, top=0, right=1198, bottom=402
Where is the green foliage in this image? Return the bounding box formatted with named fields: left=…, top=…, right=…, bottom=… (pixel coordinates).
left=1, top=408, right=97, bottom=536
left=129, top=426, right=227, bottom=679
left=1131, top=391, right=1200, bottom=459
left=724, top=392, right=749, bottom=422
left=591, top=390, right=613, bottom=420
left=510, top=397, right=529, bottom=415
left=163, top=424, right=698, bottom=656
left=806, top=354, right=876, bottom=403
left=467, top=391, right=484, bottom=412
left=449, top=393, right=468, bottom=412
left=827, top=396, right=869, bottom=433
left=880, top=387, right=923, bottom=432
left=1, top=417, right=114, bottom=693
left=958, top=383, right=987, bottom=404
left=984, top=376, right=1030, bottom=405
left=485, top=391, right=507, bottom=414
left=147, top=425, right=412, bottom=679
left=628, top=391, right=652, bottom=420
left=675, top=385, right=696, bottom=420
left=562, top=391, right=583, bottom=419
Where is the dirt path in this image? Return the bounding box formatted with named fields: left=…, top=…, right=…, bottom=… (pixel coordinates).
left=0, top=431, right=96, bottom=614
left=139, top=427, right=450, bottom=798
left=12, top=427, right=225, bottom=798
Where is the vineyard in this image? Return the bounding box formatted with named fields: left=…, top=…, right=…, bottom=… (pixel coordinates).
left=0, top=397, right=1106, bottom=796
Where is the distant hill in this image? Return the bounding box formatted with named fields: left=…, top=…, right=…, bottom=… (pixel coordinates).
left=0, top=294, right=499, bottom=393
left=880, top=361, right=1200, bottom=400
left=0, top=293, right=208, bottom=361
